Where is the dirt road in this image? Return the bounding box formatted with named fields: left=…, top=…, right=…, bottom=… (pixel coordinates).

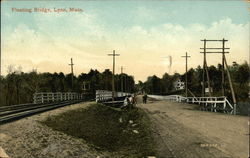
left=0, top=99, right=248, bottom=158
left=138, top=98, right=249, bottom=158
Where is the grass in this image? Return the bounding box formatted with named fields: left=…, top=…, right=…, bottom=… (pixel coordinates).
left=41, top=103, right=157, bottom=157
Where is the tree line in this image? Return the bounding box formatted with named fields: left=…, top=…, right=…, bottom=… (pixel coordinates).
left=137, top=62, right=250, bottom=102
left=0, top=66, right=135, bottom=106
left=0, top=62, right=248, bottom=106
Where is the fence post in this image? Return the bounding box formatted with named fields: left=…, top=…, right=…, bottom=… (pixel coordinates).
left=41, top=93, right=44, bottom=103
left=234, top=104, right=237, bottom=115
left=33, top=93, right=36, bottom=104
left=223, top=97, right=226, bottom=109
left=52, top=93, right=55, bottom=102
left=214, top=98, right=217, bottom=112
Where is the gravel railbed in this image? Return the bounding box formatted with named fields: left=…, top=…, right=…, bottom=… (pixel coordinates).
left=0, top=102, right=112, bottom=158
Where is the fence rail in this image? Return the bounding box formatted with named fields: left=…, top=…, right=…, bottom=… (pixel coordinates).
left=33, top=92, right=84, bottom=104
left=95, top=90, right=131, bottom=102
left=148, top=95, right=236, bottom=114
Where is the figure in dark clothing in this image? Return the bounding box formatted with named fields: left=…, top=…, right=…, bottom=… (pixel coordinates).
left=143, top=94, right=148, bottom=104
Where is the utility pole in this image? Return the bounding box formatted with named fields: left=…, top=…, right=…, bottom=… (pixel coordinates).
left=200, top=39, right=230, bottom=97
left=0, top=49, right=1, bottom=105
left=181, top=52, right=191, bottom=97
left=224, top=57, right=237, bottom=114
left=124, top=74, right=127, bottom=93
left=121, top=66, right=124, bottom=94
left=0, top=47, right=1, bottom=77
left=222, top=38, right=226, bottom=96
left=108, top=50, right=120, bottom=102
left=200, top=39, right=215, bottom=97
left=200, top=39, right=236, bottom=114
left=69, top=58, right=74, bottom=90
left=202, top=40, right=206, bottom=97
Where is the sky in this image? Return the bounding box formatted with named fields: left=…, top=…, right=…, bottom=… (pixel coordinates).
left=1, top=0, right=249, bottom=82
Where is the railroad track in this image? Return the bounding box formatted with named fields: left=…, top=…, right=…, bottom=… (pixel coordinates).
left=0, top=100, right=84, bottom=124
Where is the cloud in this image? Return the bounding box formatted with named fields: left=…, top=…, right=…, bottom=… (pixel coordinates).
left=133, top=7, right=155, bottom=22
left=2, top=15, right=249, bottom=82
left=107, top=18, right=249, bottom=81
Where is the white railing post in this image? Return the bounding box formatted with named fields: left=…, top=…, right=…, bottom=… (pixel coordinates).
left=234, top=104, right=237, bottom=115
left=33, top=93, right=37, bottom=104
left=52, top=93, right=55, bottom=102
left=42, top=93, right=44, bottom=103
left=223, top=97, right=226, bottom=110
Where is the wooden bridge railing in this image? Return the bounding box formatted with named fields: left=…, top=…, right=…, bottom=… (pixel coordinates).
left=95, top=90, right=131, bottom=102
left=148, top=95, right=235, bottom=114
left=33, top=92, right=84, bottom=104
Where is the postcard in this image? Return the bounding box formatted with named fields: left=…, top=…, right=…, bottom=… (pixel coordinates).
left=0, top=0, right=249, bottom=158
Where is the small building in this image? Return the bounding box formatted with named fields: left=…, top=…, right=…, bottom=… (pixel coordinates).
left=82, top=81, right=90, bottom=92
left=174, top=79, right=184, bottom=90
left=205, top=87, right=213, bottom=93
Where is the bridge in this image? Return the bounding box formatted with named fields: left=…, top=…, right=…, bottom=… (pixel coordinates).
left=0, top=92, right=85, bottom=124
left=148, top=95, right=235, bottom=114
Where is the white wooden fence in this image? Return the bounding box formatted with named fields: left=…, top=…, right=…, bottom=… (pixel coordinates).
left=148, top=95, right=236, bottom=114
left=95, top=90, right=131, bottom=102
left=33, top=92, right=84, bottom=104
left=148, top=95, right=186, bottom=102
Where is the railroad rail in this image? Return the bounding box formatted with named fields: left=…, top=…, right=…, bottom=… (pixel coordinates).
left=0, top=100, right=84, bottom=124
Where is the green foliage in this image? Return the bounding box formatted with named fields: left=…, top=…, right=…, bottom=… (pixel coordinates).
left=0, top=68, right=135, bottom=106
left=140, top=62, right=249, bottom=102
left=42, top=104, right=156, bottom=157
left=139, top=72, right=181, bottom=95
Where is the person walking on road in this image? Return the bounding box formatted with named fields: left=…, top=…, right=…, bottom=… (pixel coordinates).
left=143, top=94, right=148, bottom=104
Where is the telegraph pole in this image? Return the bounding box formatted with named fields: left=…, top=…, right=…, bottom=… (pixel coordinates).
left=0, top=47, right=1, bottom=102
left=181, top=52, right=191, bottom=97
left=0, top=48, right=1, bottom=77
left=121, top=66, right=124, bottom=94
left=108, top=50, right=120, bottom=102
left=200, top=39, right=215, bottom=97
left=202, top=40, right=206, bottom=97
left=222, top=38, right=226, bottom=96
left=124, top=74, right=127, bottom=93
left=69, top=58, right=74, bottom=90
left=200, top=39, right=236, bottom=114
left=200, top=39, right=230, bottom=97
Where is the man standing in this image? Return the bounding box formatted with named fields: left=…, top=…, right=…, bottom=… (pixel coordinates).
left=143, top=94, right=148, bottom=104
